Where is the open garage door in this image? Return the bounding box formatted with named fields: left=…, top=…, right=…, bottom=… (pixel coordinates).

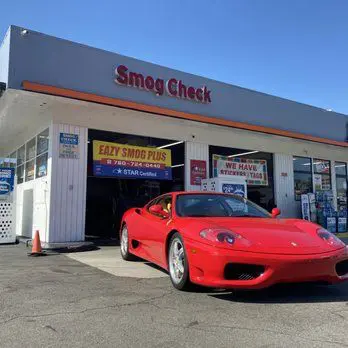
left=85, top=129, right=185, bottom=240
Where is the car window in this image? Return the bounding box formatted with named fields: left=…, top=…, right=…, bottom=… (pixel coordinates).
left=176, top=194, right=270, bottom=218
left=148, top=195, right=172, bottom=216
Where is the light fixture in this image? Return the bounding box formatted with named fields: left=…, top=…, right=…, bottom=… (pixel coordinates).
left=228, top=150, right=259, bottom=158
left=171, top=164, right=184, bottom=168
left=157, top=141, right=184, bottom=149
left=21, top=29, right=28, bottom=36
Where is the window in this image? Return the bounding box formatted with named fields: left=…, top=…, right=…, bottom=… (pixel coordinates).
left=37, top=129, right=49, bottom=156
left=15, top=128, right=50, bottom=184
left=17, top=145, right=25, bottom=184
left=9, top=152, right=16, bottom=169
left=175, top=194, right=270, bottom=218
left=24, top=138, right=36, bottom=182
left=25, top=160, right=35, bottom=182
left=26, top=137, right=36, bottom=162
left=293, top=157, right=312, bottom=200
left=313, top=159, right=331, bottom=191
left=148, top=195, right=172, bottom=216
left=36, top=153, right=48, bottom=178
left=17, top=145, right=25, bottom=166
left=17, top=165, right=24, bottom=184
left=335, top=162, right=347, bottom=209
left=35, top=129, right=49, bottom=179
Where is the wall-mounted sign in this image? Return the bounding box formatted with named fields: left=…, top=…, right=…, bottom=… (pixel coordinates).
left=190, top=160, right=207, bottom=186
left=221, top=183, right=247, bottom=197
left=59, top=133, right=79, bottom=159
left=93, top=141, right=172, bottom=180
left=213, top=155, right=268, bottom=186
left=0, top=168, right=15, bottom=202
left=114, top=65, right=212, bottom=103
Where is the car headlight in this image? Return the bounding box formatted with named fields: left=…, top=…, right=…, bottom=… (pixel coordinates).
left=199, top=228, right=248, bottom=247
left=317, top=228, right=345, bottom=247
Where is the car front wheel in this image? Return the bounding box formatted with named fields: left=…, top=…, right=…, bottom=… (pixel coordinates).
left=168, top=233, right=191, bottom=290
left=120, top=224, right=136, bottom=261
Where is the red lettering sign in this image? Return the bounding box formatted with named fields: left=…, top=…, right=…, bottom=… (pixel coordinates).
left=114, top=65, right=212, bottom=103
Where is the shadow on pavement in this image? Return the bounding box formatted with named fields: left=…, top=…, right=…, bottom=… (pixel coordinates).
left=143, top=262, right=169, bottom=275
left=85, top=236, right=120, bottom=247
left=208, top=282, right=348, bottom=304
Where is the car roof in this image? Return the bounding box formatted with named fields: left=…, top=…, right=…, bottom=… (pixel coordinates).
left=171, top=191, right=235, bottom=196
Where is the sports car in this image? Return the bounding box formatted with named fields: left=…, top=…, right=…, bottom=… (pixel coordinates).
left=120, top=192, right=348, bottom=290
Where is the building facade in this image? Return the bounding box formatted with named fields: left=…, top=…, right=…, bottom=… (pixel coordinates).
left=0, top=26, right=347, bottom=246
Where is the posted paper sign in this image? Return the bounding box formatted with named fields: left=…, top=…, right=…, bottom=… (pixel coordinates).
left=190, top=160, right=207, bottom=186
left=0, top=168, right=15, bottom=202
left=213, top=155, right=268, bottom=186
left=59, top=133, right=79, bottom=159
left=93, top=141, right=172, bottom=180
left=314, top=174, right=322, bottom=191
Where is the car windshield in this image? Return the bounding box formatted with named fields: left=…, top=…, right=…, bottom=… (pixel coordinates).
left=175, top=194, right=271, bottom=218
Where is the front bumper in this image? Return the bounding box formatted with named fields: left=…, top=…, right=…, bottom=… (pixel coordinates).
left=185, top=239, right=348, bottom=289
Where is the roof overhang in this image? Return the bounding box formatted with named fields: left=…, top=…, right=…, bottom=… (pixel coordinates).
left=22, top=81, right=348, bottom=148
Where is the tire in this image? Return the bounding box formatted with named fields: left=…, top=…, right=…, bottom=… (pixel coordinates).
left=120, top=224, right=136, bottom=261
left=168, top=233, right=191, bottom=290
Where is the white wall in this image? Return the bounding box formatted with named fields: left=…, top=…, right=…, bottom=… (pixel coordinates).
left=15, top=177, right=50, bottom=241
left=185, top=142, right=209, bottom=191
left=9, top=124, right=53, bottom=242
left=49, top=124, right=87, bottom=243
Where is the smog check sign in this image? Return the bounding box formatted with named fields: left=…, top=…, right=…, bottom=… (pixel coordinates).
left=114, top=64, right=212, bottom=103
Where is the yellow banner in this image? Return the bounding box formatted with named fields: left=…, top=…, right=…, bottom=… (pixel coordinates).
left=93, top=141, right=172, bottom=166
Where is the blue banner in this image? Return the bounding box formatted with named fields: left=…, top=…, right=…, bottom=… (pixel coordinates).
left=0, top=168, right=15, bottom=196
left=60, top=133, right=79, bottom=145
left=93, top=163, right=172, bottom=180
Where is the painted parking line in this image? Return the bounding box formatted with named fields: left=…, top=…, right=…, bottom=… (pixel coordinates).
left=67, top=246, right=168, bottom=279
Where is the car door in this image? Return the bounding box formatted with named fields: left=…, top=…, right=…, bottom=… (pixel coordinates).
left=140, top=194, right=172, bottom=267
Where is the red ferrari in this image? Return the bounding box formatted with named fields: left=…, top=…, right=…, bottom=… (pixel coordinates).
left=120, top=192, right=348, bottom=290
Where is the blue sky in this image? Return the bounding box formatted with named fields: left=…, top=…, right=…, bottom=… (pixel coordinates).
left=1, top=0, right=347, bottom=114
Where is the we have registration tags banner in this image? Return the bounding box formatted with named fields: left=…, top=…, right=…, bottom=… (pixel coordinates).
left=213, top=155, right=268, bottom=186
left=93, top=141, right=172, bottom=180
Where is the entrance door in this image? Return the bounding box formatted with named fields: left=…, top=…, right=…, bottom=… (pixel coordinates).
left=22, top=189, right=34, bottom=238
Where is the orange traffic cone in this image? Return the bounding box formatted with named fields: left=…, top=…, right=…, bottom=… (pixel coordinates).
left=28, top=230, right=45, bottom=256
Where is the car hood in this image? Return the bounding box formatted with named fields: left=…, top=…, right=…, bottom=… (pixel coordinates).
left=195, top=217, right=342, bottom=254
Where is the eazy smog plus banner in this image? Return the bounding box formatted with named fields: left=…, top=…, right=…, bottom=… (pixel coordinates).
left=213, top=155, right=268, bottom=186
left=93, top=141, right=172, bottom=180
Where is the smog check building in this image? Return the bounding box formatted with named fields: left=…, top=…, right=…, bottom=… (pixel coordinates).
left=0, top=26, right=347, bottom=247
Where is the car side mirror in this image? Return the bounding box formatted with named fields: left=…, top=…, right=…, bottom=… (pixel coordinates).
left=149, top=204, right=169, bottom=218
left=271, top=207, right=281, bottom=218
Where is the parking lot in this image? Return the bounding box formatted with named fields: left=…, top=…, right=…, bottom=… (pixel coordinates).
left=1, top=244, right=348, bottom=348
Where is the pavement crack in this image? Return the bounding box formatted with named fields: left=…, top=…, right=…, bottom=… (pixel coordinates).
left=0, top=291, right=174, bottom=326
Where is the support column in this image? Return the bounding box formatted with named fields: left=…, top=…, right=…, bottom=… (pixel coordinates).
left=273, top=154, right=297, bottom=218
left=48, top=124, right=88, bottom=245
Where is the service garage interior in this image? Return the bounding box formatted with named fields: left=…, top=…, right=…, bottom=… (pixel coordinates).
left=85, top=129, right=185, bottom=239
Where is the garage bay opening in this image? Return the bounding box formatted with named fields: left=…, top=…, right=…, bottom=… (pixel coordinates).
left=85, top=129, right=185, bottom=241
left=209, top=145, right=275, bottom=211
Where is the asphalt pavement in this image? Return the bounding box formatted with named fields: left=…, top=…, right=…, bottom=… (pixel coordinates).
left=0, top=244, right=348, bottom=348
